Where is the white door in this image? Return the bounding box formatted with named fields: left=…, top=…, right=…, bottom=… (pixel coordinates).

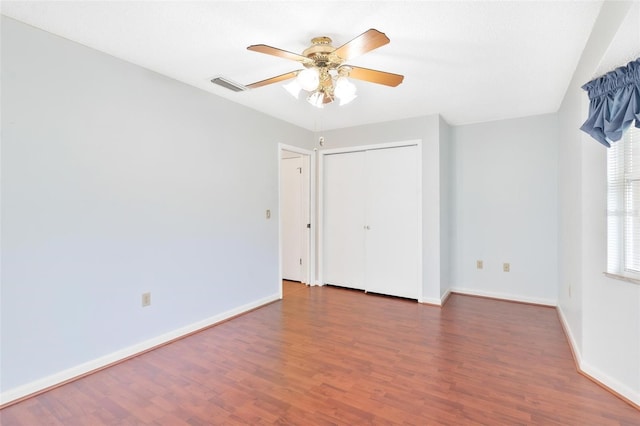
left=281, top=156, right=304, bottom=281
left=323, top=151, right=367, bottom=290
left=322, top=145, right=420, bottom=299
left=365, top=146, right=419, bottom=299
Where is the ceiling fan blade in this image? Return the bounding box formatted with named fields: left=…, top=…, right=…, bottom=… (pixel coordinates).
left=333, top=29, right=390, bottom=61
left=348, top=66, right=404, bottom=87
left=247, top=44, right=310, bottom=63
left=246, top=71, right=300, bottom=89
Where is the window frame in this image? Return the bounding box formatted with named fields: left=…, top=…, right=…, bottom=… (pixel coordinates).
left=606, top=125, right=640, bottom=284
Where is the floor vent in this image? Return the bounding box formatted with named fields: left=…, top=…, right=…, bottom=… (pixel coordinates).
left=211, top=77, right=248, bottom=92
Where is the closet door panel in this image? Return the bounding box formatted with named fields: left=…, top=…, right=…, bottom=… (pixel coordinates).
left=365, top=146, right=419, bottom=299
left=323, top=152, right=366, bottom=289
left=281, top=157, right=303, bottom=281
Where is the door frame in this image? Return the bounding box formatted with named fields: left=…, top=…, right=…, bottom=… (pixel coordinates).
left=318, top=140, right=423, bottom=301
left=278, top=143, right=316, bottom=298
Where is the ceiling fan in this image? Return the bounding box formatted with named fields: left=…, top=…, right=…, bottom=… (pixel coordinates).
left=245, top=29, right=404, bottom=107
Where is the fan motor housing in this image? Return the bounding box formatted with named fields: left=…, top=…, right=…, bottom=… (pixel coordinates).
left=303, top=37, right=340, bottom=69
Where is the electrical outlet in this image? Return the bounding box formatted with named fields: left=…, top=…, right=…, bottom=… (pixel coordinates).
left=142, top=292, right=151, bottom=307
left=503, top=263, right=510, bottom=272
left=476, top=260, right=483, bottom=269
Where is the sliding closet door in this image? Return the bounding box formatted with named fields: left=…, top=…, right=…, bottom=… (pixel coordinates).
left=364, top=146, right=419, bottom=299
left=323, top=151, right=366, bottom=290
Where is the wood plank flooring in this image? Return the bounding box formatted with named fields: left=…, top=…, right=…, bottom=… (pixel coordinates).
left=2, top=281, right=638, bottom=425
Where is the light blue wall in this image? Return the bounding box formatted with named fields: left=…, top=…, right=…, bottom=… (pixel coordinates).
left=438, top=117, right=452, bottom=297
left=557, top=1, right=640, bottom=404
left=451, top=114, right=559, bottom=305
left=1, top=17, right=313, bottom=394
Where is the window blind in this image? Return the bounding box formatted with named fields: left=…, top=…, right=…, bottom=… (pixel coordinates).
left=608, top=126, right=640, bottom=277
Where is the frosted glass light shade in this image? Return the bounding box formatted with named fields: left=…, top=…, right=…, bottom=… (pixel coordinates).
left=297, top=68, right=320, bottom=91
left=283, top=80, right=301, bottom=99
left=334, top=77, right=356, bottom=102
left=307, top=91, right=324, bottom=108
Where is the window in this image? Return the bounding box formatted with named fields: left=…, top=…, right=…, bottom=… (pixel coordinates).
left=607, top=125, right=640, bottom=280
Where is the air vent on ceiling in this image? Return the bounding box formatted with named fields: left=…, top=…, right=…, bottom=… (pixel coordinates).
left=211, top=77, right=248, bottom=92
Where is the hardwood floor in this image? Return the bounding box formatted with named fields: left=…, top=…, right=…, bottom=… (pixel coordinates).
left=2, top=281, right=638, bottom=425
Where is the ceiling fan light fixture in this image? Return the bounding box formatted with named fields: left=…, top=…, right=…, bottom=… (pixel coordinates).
left=246, top=29, right=403, bottom=108
left=297, top=67, right=320, bottom=91
left=283, top=79, right=302, bottom=99
left=307, top=90, right=325, bottom=108
left=334, top=76, right=357, bottom=100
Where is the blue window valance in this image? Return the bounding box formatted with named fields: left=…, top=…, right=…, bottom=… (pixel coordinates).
left=580, top=57, right=640, bottom=147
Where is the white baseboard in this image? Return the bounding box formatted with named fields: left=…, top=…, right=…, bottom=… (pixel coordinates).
left=0, top=293, right=280, bottom=406
left=420, top=289, right=450, bottom=306
left=581, top=360, right=640, bottom=406
left=441, top=289, right=452, bottom=305
left=556, top=306, right=583, bottom=364
left=450, top=287, right=557, bottom=306
left=556, top=306, right=639, bottom=407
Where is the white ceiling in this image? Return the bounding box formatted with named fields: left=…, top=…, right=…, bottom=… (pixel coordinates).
left=1, top=1, right=604, bottom=131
